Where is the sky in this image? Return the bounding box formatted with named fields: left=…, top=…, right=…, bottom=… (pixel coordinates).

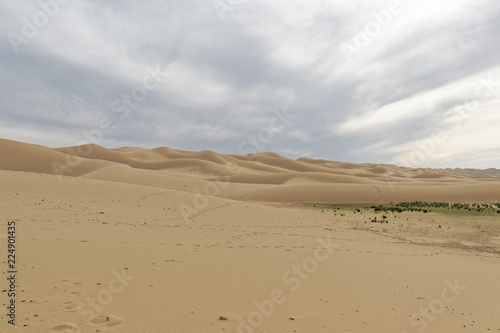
left=1, top=0, right=500, bottom=169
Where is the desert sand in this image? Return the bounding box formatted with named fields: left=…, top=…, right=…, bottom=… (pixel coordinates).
left=1, top=138, right=499, bottom=332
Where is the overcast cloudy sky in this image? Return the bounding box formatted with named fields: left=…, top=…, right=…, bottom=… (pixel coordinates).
left=1, top=0, right=499, bottom=168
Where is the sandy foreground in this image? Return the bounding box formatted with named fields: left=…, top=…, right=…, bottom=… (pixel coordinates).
left=0, top=139, right=499, bottom=332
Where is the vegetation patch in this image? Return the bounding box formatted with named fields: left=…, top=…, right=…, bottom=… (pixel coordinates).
left=305, top=201, right=500, bottom=218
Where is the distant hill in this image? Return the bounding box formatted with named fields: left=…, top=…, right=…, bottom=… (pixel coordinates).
left=437, top=168, right=500, bottom=178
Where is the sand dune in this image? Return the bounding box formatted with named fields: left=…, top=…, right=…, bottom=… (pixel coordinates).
left=1, top=139, right=500, bottom=332
left=1, top=138, right=499, bottom=205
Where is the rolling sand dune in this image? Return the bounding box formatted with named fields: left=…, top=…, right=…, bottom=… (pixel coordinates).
left=1, top=138, right=499, bottom=204
left=1, top=138, right=500, bottom=332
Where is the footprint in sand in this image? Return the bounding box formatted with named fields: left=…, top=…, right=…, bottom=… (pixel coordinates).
left=88, top=314, right=124, bottom=327
left=62, top=301, right=82, bottom=312
left=53, top=322, right=80, bottom=332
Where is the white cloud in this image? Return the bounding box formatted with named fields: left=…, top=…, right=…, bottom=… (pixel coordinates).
left=336, top=65, right=500, bottom=134
left=389, top=103, right=500, bottom=168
